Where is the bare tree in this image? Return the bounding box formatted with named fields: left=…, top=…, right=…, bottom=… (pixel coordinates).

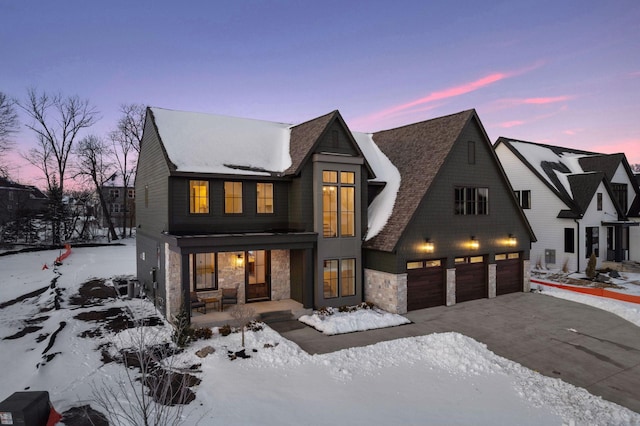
left=110, top=103, right=145, bottom=237
left=18, top=88, right=99, bottom=244
left=92, top=322, right=192, bottom=426
left=230, top=304, right=257, bottom=348
left=74, top=135, right=119, bottom=241
left=0, top=92, right=19, bottom=176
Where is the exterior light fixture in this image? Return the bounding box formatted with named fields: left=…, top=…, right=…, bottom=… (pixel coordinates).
left=235, top=253, right=244, bottom=268
left=507, top=234, right=517, bottom=247
left=469, top=236, right=480, bottom=250
left=424, top=239, right=435, bottom=253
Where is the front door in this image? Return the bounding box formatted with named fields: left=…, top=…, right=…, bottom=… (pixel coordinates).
left=246, top=250, right=271, bottom=302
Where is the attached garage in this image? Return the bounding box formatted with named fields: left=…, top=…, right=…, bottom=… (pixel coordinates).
left=496, top=252, right=523, bottom=295
left=407, top=259, right=445, bottom=311
left=455, top=256, right=487, bottom=303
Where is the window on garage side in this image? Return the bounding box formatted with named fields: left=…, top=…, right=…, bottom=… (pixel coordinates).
left=455, top=187, right=489, bottom=215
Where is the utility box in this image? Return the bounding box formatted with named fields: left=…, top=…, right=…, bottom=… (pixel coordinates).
left=0, top=391, right=50, bottom=426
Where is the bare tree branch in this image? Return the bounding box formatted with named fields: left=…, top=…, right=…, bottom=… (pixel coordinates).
left=0, top=92, right=19, bottom=176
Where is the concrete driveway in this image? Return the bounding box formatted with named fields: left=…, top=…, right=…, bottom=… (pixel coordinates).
left=276, top=292, right=640, bottom=414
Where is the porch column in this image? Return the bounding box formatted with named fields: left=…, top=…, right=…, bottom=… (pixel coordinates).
left=303, top=248, right=314, bottom=309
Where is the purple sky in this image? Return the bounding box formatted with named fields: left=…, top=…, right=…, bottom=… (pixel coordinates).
left=2, top=0, right=639, bottom=187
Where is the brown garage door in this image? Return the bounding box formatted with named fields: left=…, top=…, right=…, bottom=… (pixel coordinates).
left=496, top=253, right=522, bottom=295
left=407, top=260, right=445, bottom=311
left=455, top=256, right=487, bottom=303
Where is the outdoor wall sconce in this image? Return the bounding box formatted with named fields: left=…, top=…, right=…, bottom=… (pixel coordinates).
left=507, top=234, right=517, bottom=247
left=423, top=239, right=435, bottom=253
left=235, top=253, right=244, bottom=268
left=469, top=236, right=480, bottom=250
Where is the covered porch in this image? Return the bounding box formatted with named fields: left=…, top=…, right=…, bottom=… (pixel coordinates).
left=190, top=298, right=311, bottom=328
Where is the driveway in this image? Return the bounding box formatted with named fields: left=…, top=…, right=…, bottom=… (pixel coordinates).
left=276, top=292, right=640, bottom=414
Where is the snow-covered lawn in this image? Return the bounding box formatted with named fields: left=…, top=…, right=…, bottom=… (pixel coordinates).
left=1, top=242, right=639, bottom=425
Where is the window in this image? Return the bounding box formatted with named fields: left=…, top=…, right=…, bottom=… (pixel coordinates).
left=189, top=180, right=209, bottom=214
left=110, top=203, right=120, bottom=213
left=468, top=141, right=475, bottom=164
left=323, top=258, right=356, bottom=298
left=514, top=190, right=531, bottom=209
left=545, top=249, right=556, bottom=265
left=256, top=183, right=274, bottom=214
left=564, top=228, right=575, bottom=253
left=8, top=191, right=14, bottom=201
left=407, top=261, right=423, bottom=269
left=455, top=187, right=489, bottom=215
left=597, top=192, right=602, bottom=211
left=611, top=183, right=627, bottom=212
left=128, top=189, right=135, bottom=199
left=586, top=227, right=599, bottom=257
left=341, top=258, right=356, bottom=296
left=323, top=170, right=356, bottom=237
left=109, top=189, right=120, bottom=199
left=191, top=253, right=217, bottom=290
left=224, top=181, right=243, bottom=214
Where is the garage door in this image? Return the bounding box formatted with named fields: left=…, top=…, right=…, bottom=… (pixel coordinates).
left=496, top=252, right=522, bottom=295
left=455, top=256, right=487, bottom=303
left=407, top=260, right=445, bottom=311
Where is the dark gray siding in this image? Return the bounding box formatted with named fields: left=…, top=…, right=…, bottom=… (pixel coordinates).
left=363, top=248, right=399, bottom=273
left=395, top=118, right=531, bottom=271
left=288, top=162, right=314, bottom=232
left=168, top=178, right=291, bottom=234
left=316, top=121, right=360, bottom=156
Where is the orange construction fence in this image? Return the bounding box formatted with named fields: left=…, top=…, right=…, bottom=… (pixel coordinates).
left=531, top=278, right=640, bottom=304
left=55, top=244, right=72, bottom=263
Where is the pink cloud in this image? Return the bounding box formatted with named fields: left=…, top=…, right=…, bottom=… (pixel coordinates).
left=499, top=120, right=525, bottom=128
left=522, top=96, right=572, bottom=104
left=588, top=139, right=640, bottom=164
left=562, top=128, right=583, bottom=136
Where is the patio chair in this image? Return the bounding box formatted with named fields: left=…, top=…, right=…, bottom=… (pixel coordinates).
left=190, top=291, right=206, bottom=314
left=221, top=285, right=239, bottom=311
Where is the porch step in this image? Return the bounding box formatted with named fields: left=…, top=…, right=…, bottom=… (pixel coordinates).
left=259, top=310, right=294, bottom=324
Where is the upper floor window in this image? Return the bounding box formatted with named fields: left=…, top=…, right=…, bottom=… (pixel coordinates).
left=256, top=183, right=274, bottom=214
left=513, top=190, right=531, bottom=209
left=455, top=187, right=489, bottom=215
left=323, top=170, right=355, bottom=237
left=109, top=189, right=120, bottom=199
left=612, top=183, right=627, bottom=212
left=190, top=180, right=209, bottom=214
left=128, top=189, right=135, bottom=199
left=224, top=181, right=243, bottom=214
left=597, top=192, right=602, bottom=211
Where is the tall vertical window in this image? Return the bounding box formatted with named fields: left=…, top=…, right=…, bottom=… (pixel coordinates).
left=224, top=181, right=243, bottom=214
left=597, top=192, right=603, bottom=211
left=323, top=259, right=338, bottom=298
left=585, top=227, right=599, bottom=257
left=323, top=170, right=355, bottom=237
left=190, top=180, right=209, bottom=214
left=128, top=189, right=135, bottom=199
left=455, top=187, right=489, bottom=215
left=611, top=183, right=627, bottom=212
left=192, top=253, right=217, bottom=290
left=341, top=258, right=356, bottom=296
left=256, top=183, right=274, bottom=214
left=564, top=228, right=575, bottom=253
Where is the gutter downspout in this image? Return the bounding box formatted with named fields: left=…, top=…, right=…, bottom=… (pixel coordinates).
left=574, top=218, right=580, bottom=273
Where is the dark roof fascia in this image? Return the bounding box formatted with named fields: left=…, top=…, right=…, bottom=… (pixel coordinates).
left=168, top=171, right=293, bottom=182
left=494, top=137, right=581, bottom=216
left=161, top=231, right=317, bottom=251
left=147, top=107, right=178, bottom=173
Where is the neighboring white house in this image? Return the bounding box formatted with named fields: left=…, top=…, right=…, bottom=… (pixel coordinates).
left=494, top=138, right=640, bottom=272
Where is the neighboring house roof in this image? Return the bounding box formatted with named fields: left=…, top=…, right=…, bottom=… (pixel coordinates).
left=495, top=137, right=637, bottom=218
left=363, top=110, right=475, bottom=252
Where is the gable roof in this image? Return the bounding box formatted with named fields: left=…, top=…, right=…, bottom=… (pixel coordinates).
left=363, top=110, right=475, bottom=252
left=286, top=111, right=337, bottom=175
left=495, top=137, right=637, bottom=218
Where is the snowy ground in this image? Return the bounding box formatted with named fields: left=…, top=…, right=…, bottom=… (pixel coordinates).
left=1, top=242, right=639, bottom=425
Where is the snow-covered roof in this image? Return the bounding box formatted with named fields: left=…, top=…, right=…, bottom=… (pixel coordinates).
left=151, top=108, right=292, bottom=176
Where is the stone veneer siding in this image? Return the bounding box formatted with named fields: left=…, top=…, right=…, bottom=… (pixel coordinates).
left=165, top=243, right=182, bottom=320
left=217, top=252, right=246, bottom=302
left=270, top=250, right=290, bottom=300
left=364, top=268, right=407, bottom=314
left=523, top=259, right=531, bottom=292
left=446, top=269, right=456, bottom=306
left=488, top=263, right=497, bottom=298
